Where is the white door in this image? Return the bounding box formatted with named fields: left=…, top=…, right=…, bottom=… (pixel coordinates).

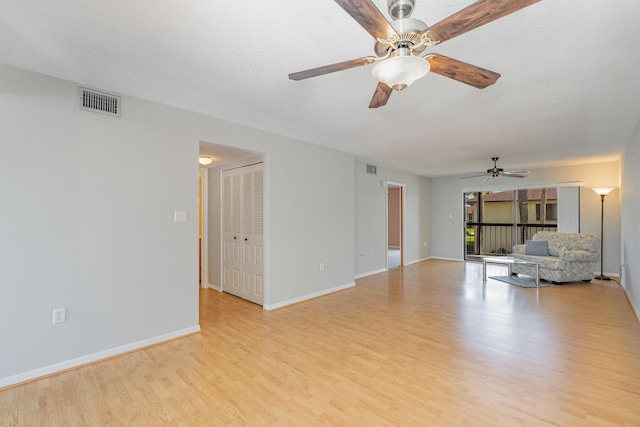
left=222, top=163, right=264, bottom=305
left=223, top=173, right=242, bottom=296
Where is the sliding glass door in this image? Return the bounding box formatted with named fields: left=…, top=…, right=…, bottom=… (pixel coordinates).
left=464, top=188, right=559, bottom=260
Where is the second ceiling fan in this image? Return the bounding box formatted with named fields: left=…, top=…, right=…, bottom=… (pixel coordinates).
left=460, top=157, right=531, bottom=181
left=289, top=0, right=542, bottom=108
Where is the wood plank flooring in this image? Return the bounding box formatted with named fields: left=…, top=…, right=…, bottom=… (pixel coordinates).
left=3, top=259, right=640, bottom=426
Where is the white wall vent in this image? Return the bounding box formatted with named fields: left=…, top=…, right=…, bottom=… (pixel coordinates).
left=79, top=87, right=121, bottom=117
left=366, top=164, right=377, bottom=175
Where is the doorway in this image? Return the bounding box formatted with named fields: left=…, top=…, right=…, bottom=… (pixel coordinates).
left=199, top=141, right=264, bottom=293
left=387, top=183, right=404, bottom=269
left=221, top=162, right=264, bottom=305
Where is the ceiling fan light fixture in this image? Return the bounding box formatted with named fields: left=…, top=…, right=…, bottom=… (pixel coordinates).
left=371, top=50, right=429, bottom=91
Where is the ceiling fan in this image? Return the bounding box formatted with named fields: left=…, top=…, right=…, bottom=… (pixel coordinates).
left=288, top=0, right=541, bottom=108
left=460, top=157, right=530, bottom=180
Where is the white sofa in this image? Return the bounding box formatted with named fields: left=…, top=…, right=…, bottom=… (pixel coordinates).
left=510, top=231, right=600, bottom=283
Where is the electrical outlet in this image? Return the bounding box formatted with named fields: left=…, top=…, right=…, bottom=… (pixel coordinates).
left=319, top=262, right=325, bottom=272
left=53, top=308, right=66, bottom=324
left=174, top=210, right=187, bottom=222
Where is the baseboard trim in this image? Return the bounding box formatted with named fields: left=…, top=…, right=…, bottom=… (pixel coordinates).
left=355, top=259, right=436, bottom=278
left=430, top=256, right=464, bottom=262
left=404, top=257, right=431, bottom=266
left=0, top=325, right=201, bottom=389
left=621, top=283, right=640, bottom=323
left=208, top=282, right=222, bottom=291
left=263, top=282, right=355, bottom=310
left=355, top=268, right=387, bottom=279
left=592, top=271, right=620, bottom=279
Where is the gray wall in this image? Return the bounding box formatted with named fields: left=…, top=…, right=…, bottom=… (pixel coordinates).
left=621, top=120, right=640, bottom=316
left=0, top=65, right=199, bottom=383
left=430, top=161, right=621, bottom=276
left=354, top=159, right=431, bottom=277
left=0, top=64, right=355, bottom=384
left=207, top=146, right=355, bottom=308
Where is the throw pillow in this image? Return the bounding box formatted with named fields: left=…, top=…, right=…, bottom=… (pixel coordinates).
left=526, top=240, right=549, bottom=256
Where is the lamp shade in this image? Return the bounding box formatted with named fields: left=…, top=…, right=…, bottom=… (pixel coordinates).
left=371, top=54, right=430, bottom=91
left=199, top=155, right=213, bottom=166
left=592, top=187, right=614, bottom=196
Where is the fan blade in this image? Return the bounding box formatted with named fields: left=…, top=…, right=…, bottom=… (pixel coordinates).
left=483, top=175, right=493, bottom=181
left=335, top=0, right=398, bottom=41
left=289, top=57, right=376, bottom=81
left=459, top=173, right=490, bottom=180
left=428, top=0, right=542, bottom=44
left=426, top=54, right=500, bottom=89
left=503, top=170, right=530, bottom=175
left=501, top=173, right=526, bottom=178
left=369, top=82, right=392, bottom=108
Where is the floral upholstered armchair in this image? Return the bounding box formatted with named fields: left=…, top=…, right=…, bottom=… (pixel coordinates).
left=510, top=231, right=600, bottom=283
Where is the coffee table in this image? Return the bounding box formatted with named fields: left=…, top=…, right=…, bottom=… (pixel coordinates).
left=482, top=256, right=540, bottom=287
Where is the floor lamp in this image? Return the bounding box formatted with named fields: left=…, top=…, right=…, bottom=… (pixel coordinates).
left=592, top=187, right=614, bottom=280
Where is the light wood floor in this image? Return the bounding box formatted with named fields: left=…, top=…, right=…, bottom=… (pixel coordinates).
left=3, top=260, right=640, bottom=426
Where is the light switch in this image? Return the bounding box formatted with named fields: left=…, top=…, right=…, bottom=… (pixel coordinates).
left=174, top=210, right=187, bottom=222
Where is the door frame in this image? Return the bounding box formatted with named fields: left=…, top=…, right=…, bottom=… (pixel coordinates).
left=219, top=157, right=267, bottom=306
left=199, top=168, right=209, bottom=289
left=461, top=183, right=581, bottom=259
left=385, top=181, right=406, bottom=269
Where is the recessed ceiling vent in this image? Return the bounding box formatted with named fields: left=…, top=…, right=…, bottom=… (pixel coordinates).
left=366, top=164, right=377, bottom=175
left=79, top=87, right=120, bottom=117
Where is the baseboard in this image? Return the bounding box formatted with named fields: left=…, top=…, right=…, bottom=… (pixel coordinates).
left=208, top=282, right=222, bottom=291
left=0, top=325, right=201, bottom=389
left=592, top=271, right=620, bottom=279
left=355, top=268, right=387, bottom=279
left=263, top=282, right=355, bottom=310
left=404, top=257, right=431, bottom=266
left=621, top=283, right=640, bottom=323
left=355, top=258, right=439, bottom=277
left=430, top=256, right=464, bottom=262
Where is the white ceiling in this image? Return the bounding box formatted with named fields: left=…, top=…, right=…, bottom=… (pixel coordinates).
left=2, top=0, right=639, bottom=177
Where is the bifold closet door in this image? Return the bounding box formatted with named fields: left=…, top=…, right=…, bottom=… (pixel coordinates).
left=222, top=163, right=263, bottom=305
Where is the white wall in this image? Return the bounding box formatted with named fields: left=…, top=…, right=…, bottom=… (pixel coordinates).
left=621, top=120, right=640, bottom=317
left=431, top=161, right=621, bottom=276
left=0, top=64, right=356, bottom=385
left=354, top=159, right=431, bottom=277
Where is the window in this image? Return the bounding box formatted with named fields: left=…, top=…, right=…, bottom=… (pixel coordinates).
left=536, top=203, right=557, bottom=221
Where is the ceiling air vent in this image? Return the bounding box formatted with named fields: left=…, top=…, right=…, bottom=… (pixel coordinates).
left=79, top=87, right=121, bottom=117
left=366, top=164, right=377, bottom=175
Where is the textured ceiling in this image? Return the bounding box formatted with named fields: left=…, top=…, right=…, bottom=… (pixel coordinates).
left=1, top=0, right=639, bottom=177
